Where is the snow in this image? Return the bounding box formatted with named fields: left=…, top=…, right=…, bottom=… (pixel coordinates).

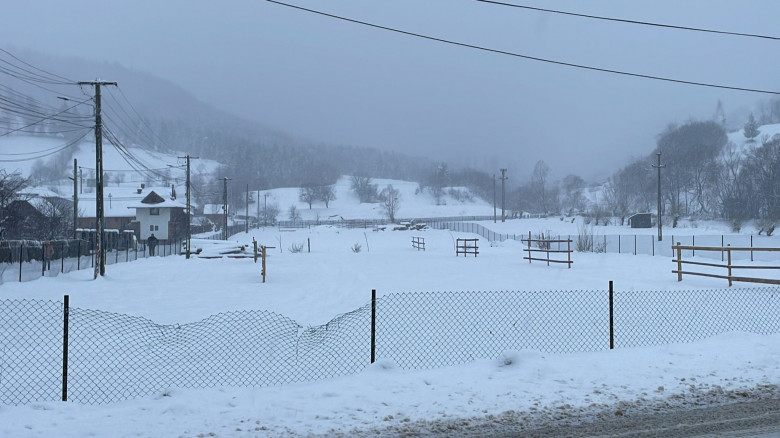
left=2, top=199, right=779, bottom=436
left=2, top=132, right=780, bottom=435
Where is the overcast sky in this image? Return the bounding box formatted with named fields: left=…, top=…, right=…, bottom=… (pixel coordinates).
left=2, top=0, right=778, bottom=181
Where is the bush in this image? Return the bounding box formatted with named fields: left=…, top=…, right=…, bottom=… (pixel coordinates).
left=288, top=242, right=305, bottom=253
left=534, top=231, right=553, bottom=249
left=351, top=243, right=362, bottom=253
left=576, top=223, right=605, bottom=253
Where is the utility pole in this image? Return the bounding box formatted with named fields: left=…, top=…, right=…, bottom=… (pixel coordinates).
left=493, top=174, right=497, bottom=223
left=264, top=193, right=268, bottom=227
left=500, top=168, right=508, bottom=222
left=245, top=184, right=249, bottom=234
left=179, top=155, right=198, bottom=259
left=72, top=159, right=78, bottom=239
left=79, top=80, right=117, bottom=278
left=653, top=152, right=666, bottom=241
left=222, top=177, right=230, bottom=240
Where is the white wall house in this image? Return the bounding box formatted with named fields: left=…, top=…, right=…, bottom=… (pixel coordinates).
left=128, top=191, right=186, bottom=241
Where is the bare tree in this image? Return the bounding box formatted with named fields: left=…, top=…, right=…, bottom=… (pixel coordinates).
left=288, top=205, right=301, bottom=223
left=531, top=160, right=550, bottom=214
left=350, top=175, right=377, bottom=203
left=35, top=197, right=74, bottom=239
left=0, top=170, right=30, bottom=237
left=380, top=184, right=401, bottom=223
left=298, top=186, right=318, bottom=209
left=317, top=185, right=336, bottom=208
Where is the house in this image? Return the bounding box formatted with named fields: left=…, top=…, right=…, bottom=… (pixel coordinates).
left=2, top=199, right=46, bottom=239
left=128, top=190, right=187, bottom=243
left=203, top=204, right=228, bottom=227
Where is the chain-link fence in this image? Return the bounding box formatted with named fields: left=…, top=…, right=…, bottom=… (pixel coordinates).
left=1, top=287, right=778, bottom=405
left=427, top=221, right=780, bottom=260
left=0, top=239, right=182, bottom=284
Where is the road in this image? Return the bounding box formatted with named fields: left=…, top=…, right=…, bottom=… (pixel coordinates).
left=311, top=386, right=780, bottom=438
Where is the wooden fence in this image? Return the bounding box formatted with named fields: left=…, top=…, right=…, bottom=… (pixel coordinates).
left=412, top=236, right=425, bottom=251
left=672, top=243, right=780, bottom=286
left=521, top=232, right=573, bottom=268
left=455, top=238, right=479, bottom=257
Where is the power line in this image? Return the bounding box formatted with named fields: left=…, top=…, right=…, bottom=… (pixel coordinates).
left=0, top=96, right=93, bottom=138
left=0, top=129, right=92, bottom=162
left=475, top=0, right=780, bottom=41
left=266, top=0, right=780, bottom=96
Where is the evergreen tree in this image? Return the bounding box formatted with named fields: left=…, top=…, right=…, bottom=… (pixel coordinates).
left=743, top=113, right=760, bottom=141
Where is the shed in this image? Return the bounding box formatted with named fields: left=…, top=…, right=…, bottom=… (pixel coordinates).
left=628, top=213, right=652, bottom=228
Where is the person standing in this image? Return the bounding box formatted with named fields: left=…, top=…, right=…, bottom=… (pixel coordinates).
left=147, top=234, right=158, bottom=256
left=43, top=241, right=54, bottom=270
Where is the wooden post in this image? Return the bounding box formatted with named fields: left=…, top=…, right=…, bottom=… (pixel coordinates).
left=545, top=233, right=550, bottom=266
left=567, top=239, right=572, bottom=268
left=750, top=235, right=754, bottom=262
left=727, top=244, right=732, bottom=287
left=253, top=239, right=258, bottom=263
left=528, top=231, right=532, bottom=264
left=676, top=242, right=682, bottom=282
left=261, top=245, right=267, bottom=283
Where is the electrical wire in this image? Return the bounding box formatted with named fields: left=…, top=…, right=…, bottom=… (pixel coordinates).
left=474, top=0, right=780, bottom=41
left=0, top=128, right=91, bottom=162
left=0, top=96, right=93, bottom=138
left=265, top=0, right=780, bottom=95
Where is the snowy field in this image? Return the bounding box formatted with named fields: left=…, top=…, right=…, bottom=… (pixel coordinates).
left=2, top=211, right=780, bottom=436
left=2, top=170, right=780, bottom=436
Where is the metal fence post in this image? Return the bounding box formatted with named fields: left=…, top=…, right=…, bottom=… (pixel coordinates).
left=371, top=289, right=376, bottom=364
left=18, top=242, right=23, bottom=282
left=62, top=294, right=69, bottom=402
left=609, top=281, right=614, bottom=350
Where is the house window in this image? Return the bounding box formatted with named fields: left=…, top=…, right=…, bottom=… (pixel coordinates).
left=150, top=208, right=160, bottom=216
left=149, top=225, right=154, bottom=231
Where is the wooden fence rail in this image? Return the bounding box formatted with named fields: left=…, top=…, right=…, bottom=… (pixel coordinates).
left=672, top=243, right=780, bottom=286
left=455, top=238, right=479, bottom=257
left=521, top=232, right=573, bottom=268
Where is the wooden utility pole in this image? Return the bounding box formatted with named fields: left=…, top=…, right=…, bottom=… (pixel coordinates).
left=222, top=177, right=230, bottom=240
left=79, top=80, right=117, bottom=278
left=653, top=152, right=666, bottom=241
left=179, top=155, right=198, bottom=259
left=245, top=184, right=249, bottom=234
left=493, top=174, right=496, bottom=223
left=500, top=168, right=508, bottom=222
left=72, top=159, right=78, bottom=239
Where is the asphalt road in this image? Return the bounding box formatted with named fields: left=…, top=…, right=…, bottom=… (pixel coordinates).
left=311, top=385, right=780, bottom=438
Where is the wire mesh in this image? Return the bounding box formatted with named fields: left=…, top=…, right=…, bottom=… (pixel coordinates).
left=0, top=287, right=778, bottom=405
left=0, top=299, right=63, bottom=405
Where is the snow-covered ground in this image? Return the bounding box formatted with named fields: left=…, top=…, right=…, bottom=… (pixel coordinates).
left=2, top=132, right=780, bottom=436
left=1, top=211, right=779, bottom=436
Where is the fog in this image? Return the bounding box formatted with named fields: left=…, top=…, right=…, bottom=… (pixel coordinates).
left=1, top=0, right=778, bottom=181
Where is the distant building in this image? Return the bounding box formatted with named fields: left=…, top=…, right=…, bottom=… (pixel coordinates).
left=628, top=213, right=652, bottom=229
left=128, top=190, right=187, bottom=242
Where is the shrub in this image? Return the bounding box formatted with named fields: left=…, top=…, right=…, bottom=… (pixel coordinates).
left=288, top=242, right=305, bottom=253
left=351, top=243, right=362, bottom=253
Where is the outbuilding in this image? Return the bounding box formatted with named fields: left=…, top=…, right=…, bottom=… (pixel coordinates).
left=628, top=213, right=652, bottom=229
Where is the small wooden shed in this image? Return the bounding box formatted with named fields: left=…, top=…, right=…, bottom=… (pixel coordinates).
left=628, top=213, right=652, bottom=228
